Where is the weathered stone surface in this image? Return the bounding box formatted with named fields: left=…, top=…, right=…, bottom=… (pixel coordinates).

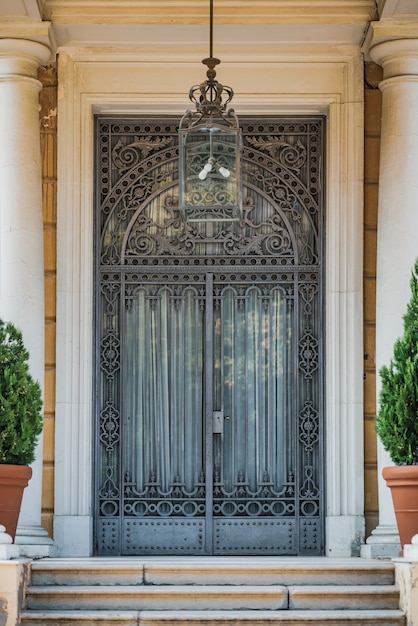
left=0, top=560, right=30, bottom=626
left=21, top=558, right=406, bottom=625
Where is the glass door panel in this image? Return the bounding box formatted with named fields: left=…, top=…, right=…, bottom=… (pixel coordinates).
left=212, top=283, right=296, bottom=554
left=122, top=284, right=207, bottom=552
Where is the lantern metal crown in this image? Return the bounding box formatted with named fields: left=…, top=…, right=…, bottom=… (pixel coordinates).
left=178, top=0, right=242, bottom=222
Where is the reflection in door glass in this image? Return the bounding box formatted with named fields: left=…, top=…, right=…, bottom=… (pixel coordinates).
left=214, top=285, right=292, bottom=498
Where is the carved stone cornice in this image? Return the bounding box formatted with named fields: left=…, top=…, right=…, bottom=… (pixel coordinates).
left=39, top=1, right=376, bottom=26
left=33, top=0, right=377, bottom=49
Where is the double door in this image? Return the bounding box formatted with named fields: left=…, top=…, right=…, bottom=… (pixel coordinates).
left=95, top=115, right=324, bottom=555
left=122, top=271, right=297, bottom=554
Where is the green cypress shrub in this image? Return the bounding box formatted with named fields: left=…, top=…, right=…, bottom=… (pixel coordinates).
left=0, top=319, right=43, bottom=465
left=376, top=259, right=418, bottom=465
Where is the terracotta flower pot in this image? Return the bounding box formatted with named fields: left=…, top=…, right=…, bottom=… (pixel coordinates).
left=382, top=465, right=418, bottom=547
left=0, top=464, right=32, bottom=541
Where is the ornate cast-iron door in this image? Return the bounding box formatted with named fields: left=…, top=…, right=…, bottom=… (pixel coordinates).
left=95, top=116, right=325, bottom=555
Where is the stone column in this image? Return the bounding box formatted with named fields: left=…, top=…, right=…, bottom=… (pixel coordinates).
left=363, top=39, right=418, bottom=557
left=0, top=39, right=52, bottom=556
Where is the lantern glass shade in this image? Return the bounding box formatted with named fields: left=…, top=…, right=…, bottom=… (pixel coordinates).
left=179, top=123, right=242, bottom=222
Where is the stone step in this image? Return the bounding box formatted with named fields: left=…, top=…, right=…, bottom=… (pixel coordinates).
left=25, top=583, right=400, bottom=612
left=22, top=558, right=405, bottom=626
left=26, top=584, right=288, bottom=611
left=29, top=558, right=396, bottom=587
left=288, top=585, right=400, bottom=610
left=21, top=610, right=139, bottom=625
left=20, top=609, right=406, bottom=626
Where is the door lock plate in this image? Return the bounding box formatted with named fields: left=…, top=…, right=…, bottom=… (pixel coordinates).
left=213, top=411, right=224, bottom=434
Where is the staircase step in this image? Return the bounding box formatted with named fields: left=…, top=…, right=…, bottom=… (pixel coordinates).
left=288, top=585, right=400, bottom=610
left=137, top=611, right=406, bottom=625
left=30, top=560, right=145, bottom=587
left=20, top=609, right=406, bottom=626
left=26, top=585, right=288, bottom=611
left=22, top=558, right=405, bottom=626
left=25, top=583, right=400, bottom=612
left=21, top=610, right=139, bottom=625
left=31, top=557, right=144, bottom=586
left=142, top=559, right=396, bottom=587
left=29, top=558, right=396, bottom=587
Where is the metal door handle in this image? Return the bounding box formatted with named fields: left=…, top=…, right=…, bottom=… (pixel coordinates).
left=213, top=411, right=223, bottom=434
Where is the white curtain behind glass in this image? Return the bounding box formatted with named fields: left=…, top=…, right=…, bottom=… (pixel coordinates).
left=125, top=286, right=204, bottom=492
left=125, top=280, right=290, bottom=498
left=214, top=286, right=290, bottom=493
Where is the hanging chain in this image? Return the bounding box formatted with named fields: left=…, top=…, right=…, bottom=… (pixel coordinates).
left=209, top=0, right=214, bottom=59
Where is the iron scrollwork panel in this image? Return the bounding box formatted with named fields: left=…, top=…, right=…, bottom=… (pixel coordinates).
left=98, top=277, right=121, bottom=520
left=298, top=279, right=321, bottom=518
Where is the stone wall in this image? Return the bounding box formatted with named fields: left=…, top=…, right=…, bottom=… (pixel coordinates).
left=363, top=61, right=382, bottom=540
left=38, top=65, right=57, bottom=539
left=0, top=560, right=30, bottom=626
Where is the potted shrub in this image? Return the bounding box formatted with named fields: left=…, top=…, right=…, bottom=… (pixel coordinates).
left=376, top=258, right=418, bottom=548
left=0, top=319, right=43, bottom=541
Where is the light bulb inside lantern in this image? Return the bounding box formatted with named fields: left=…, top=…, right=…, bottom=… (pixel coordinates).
left=198, top=159, right=214, bottom=180
left=218, top=165, right=230, bottom=178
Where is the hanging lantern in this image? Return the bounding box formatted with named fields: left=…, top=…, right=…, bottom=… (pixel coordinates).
left=178, top=4, right=242, bottom=222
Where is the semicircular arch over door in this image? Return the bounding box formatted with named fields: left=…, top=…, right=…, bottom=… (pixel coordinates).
left=94, top=116, right=325, bottom=555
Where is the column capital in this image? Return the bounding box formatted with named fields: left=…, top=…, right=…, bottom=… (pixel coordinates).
left=370, top=38, right=418, bottom=80
left=0, top=38, right=51, bottom=79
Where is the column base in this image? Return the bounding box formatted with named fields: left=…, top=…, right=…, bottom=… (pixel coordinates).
left=0, top=526, right=20, bottom=561
left=15, top=524, right=53, bottom=558
left=360, top=524, right=401, bottom=559
left=326, top=515, right=365, bottom=557
left=52, top=516, right=92, bottom=557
